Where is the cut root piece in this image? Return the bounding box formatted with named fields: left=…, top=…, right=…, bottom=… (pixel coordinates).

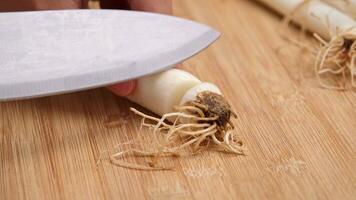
left=112, top=91, right=245, bottom=171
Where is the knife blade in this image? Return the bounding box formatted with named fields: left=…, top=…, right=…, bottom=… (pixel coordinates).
left=0, top=10, right=219, bottom=101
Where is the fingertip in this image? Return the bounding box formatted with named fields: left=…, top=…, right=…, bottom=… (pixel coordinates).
left=175, top=63, right=183, bottom=69
left=107, top=80, right=136, bottom=96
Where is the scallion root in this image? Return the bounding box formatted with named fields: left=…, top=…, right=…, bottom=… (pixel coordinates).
left=110, top=91, right=245, bottom=170
left=264, top=0, right=356, bottom=90
left=314, top=29, right=356, bottom=90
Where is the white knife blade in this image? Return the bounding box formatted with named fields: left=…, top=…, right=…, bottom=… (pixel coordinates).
left=0, top=10, right=219, bottom=101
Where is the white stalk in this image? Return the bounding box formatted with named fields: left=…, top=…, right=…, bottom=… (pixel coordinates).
left=180, top=82, right=222, bottom=105
left=322, top=0, right=356, bottom=19
left=127, top=69, right=222, bottom=116
left=257, top=0, right=355, bottom=39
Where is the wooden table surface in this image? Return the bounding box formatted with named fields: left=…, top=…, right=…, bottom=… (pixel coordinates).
left=1, top=0, right=356, bottom=199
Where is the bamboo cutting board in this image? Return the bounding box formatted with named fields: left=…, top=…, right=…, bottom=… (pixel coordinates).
left=1, top=0, right=355, bottom=199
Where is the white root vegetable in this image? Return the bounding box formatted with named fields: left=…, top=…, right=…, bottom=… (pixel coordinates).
left=257, top=0, right=356, bottom=89
left=322, top=0, right=356, bottom=19
left=110, top=69, right=245, bottom=170
left=127, top=68, right=202, bottom=116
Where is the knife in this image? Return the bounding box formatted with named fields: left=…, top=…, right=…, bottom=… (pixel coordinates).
left=0, top=10, right=219, bottom=101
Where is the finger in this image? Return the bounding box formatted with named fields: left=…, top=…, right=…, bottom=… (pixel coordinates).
left=100, top=0, right=131, bottom=9
left=175, top=63, right=183, bottom=69
left=0, top=0, right=87, bottom=11
left=107, top=80, right=136, bottom=96
left=129, top=0, right=172, bottom=14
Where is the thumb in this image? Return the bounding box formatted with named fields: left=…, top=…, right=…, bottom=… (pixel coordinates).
left=107, top=80, right=136, bottom=96
left=129, top=0, right=172, bottom=14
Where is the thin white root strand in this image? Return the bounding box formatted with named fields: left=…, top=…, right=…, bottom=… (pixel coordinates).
left=110, top=149, right=176, bottom=171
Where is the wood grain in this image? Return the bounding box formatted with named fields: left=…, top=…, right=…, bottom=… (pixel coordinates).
left=1, top=0, right=356, bottom=199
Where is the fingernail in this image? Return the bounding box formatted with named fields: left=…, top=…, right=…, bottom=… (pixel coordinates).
left=107, top=80, right=136, bottom=96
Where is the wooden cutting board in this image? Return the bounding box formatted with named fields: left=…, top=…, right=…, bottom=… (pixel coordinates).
left=1, top=0, right=355, bottom=199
